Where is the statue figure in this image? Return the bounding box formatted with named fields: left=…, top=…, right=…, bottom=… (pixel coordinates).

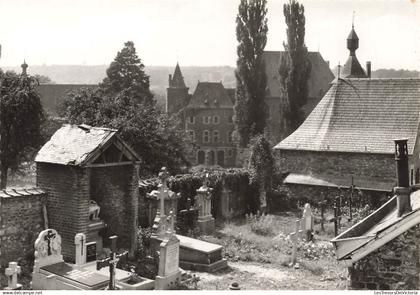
left=89, top=200, right=101, bottom=220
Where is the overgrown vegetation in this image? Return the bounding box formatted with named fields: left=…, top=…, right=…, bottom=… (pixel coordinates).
left=59, top=41, right=189, bottom=177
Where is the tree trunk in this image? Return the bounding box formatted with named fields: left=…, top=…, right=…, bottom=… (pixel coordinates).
left=0, top=165, right=8, bottom=189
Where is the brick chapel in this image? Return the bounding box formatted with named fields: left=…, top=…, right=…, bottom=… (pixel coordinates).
left=275, top=24, right=420, bottom=204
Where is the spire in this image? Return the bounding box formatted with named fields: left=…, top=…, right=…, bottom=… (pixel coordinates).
left=169, top=62, right=187, bottom=88
left=341, top=14, right=367, bottom=78
left=21, top=59, right=28, bottom=76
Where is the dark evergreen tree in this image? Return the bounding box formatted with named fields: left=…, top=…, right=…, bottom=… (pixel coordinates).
left=60, top=41, right=189, bottom=176
left=0, top=71, right=44, bottom=188
left=234, top=0, right=268, bottom=147
left=279, top=0, right=311, bottom=137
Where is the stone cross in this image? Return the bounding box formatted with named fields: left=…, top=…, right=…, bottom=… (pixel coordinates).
left=5, top=262, right=21, bottom=290
left=44, top=230, right=56, bottom=256
left=97, top=235, right=128, bottom=290
left=158, top=167, right=170, bottom=217
left=289, top=219, right=302, bottom=268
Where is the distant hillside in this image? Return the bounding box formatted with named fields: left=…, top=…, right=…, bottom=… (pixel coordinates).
left=332, top=66, right=420, bottom=79
left=2, top=65, right=236, bottom=106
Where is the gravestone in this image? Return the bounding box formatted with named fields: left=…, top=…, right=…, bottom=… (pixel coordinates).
left=4, top=262, right=22, bottom=290
left=32, top=229, right=109, bottom=290
left=302, top=203, right=314, bottom=242
left=195, top=174, right=215, bottom=234
left=86, top=242, right=97, bottom=263
left=74, top=233, right=86, bottom=265
left=155, top=211, right=181, bottom=290
left=177, top=198, right=199, bottom=236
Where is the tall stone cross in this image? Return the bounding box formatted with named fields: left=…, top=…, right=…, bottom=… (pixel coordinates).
left=97, top=235, right=128, bottom=290
left=5, top=262, right=21, bottom=290
left=44, top=230, right=56, bottom=256
left=158, top=167, right=170, bottom=217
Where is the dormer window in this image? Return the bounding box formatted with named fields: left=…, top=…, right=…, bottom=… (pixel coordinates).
left=204, top=99, right=209, bottom=105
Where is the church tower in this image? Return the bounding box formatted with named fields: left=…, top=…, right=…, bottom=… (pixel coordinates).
left=166, top=63, right=189, bottom=114
left=341, top=21, right=368, bottom=78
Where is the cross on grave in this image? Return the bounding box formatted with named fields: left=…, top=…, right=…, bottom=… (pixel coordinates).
left=158, top=167, right=170, bottom=217
left=44, top=230, right=56, bottom=256
left=5, top=262, right=22, bottom=290
left=289, top=219, right=303, bottom=269
left=96, top=235, right=128, bottom=290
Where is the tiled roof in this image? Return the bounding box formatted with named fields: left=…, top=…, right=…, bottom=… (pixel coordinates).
left=35, top=124, right=117, bottom=166
left=0, top=187, right=44, bottom=198
left=275, top=78, right=420, bottom=155
left=36, top=84, right=97, bottom=115
left=187, top=82, right=233, bottom=108
left=284, top=172, right=395, bottom=192
left=263, top=51, right=334, bottom=99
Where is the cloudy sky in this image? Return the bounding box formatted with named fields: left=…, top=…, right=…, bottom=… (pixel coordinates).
left=0, top=0, right=419, bottom=70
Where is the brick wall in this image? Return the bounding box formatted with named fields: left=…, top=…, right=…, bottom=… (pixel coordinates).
left=90, top=164, right=138, bottom=252
left=349, top=225, right=420, bottom=290
left=36, top=163, right=90, bottom=261
left=275, top=150, right=395, bottom=180
left=0, top=191, right=45, bottom=267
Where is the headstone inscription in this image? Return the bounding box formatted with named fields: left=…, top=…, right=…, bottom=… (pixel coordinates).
left=86, top=242, right=97, bottom=263
left=96, top=235, right=128, bottom=290
left=4, top=262, right=22, bottom=290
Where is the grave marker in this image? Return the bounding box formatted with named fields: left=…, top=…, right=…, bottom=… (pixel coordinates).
left=74, top=233, right=86, bottom=265
left=195, top=173, right=215, bottom=234
left=4, top=262, right=22, bottom=290
left=289, top=219, right=302, bottom=268
left=302, top=203, right=314, bottom=242
left=86, top=242, right=97, bottom=263
left=96, top=235, right=128, bottom=290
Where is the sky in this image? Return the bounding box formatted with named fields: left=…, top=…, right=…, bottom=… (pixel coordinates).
left=0, top=0, right=419, bottom=70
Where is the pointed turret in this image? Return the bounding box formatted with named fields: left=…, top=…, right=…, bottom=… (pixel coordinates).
left=341, top=20, right=367, bottom=78
left=21, top=59, right=28, bottom=76
left=166, top=62, right=190, bottom=114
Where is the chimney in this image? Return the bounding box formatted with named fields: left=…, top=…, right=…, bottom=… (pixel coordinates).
left=366, top=61, right=371, bottom=78
left=394, top=139, right=412, bottom=217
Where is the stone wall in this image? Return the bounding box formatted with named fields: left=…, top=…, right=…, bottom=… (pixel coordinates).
left=0, top=189, right=46, bottom=267
left=36, top=163, right=90, bottom=261
left=349, top=225, right=420, bottom=290
left=90, top=164, right=139, bottom=252
left=275, top=150, right=395, bottom=180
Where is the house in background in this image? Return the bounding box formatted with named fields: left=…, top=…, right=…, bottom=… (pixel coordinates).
left=167, top=50, right=334, bottom=167
left=274, top=25, right=420, bottom=204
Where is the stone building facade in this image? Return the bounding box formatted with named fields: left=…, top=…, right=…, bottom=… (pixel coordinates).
left=275, top=25, right=420, bottom=202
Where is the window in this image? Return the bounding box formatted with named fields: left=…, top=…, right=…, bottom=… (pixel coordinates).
left=228, top=116, right=233, bottom=123
left=213, top=115, right=220, bottom=124
left=187, top=130, right=195, bottom=142
left=411, top=167, right=414, bottom=185
left=227, top=149, right=233, bottom=158
left=203, top=130, right=210, bottom=143
left=187, top=116, right=195, bottom=124
left=213, top=130, right=219, bottom=143
left=227, top=131, right=233, bottom=143
left=203, top=116, right=211, bottom=124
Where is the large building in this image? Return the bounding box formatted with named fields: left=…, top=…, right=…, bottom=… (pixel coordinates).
left=167, top=52, right=334, bottom=167
left=274, top=25, right=420, bottom=203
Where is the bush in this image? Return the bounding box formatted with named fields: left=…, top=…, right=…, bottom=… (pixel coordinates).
left=246, top=213, right=276, bottom=236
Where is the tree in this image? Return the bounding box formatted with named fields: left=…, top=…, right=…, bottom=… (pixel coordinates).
left=0, top=71, right=44, bottom=188
left=234, top=0, right=268, bottom=147
left=279, top=0, right=311, bottom=136
left=34, top=74, right=54, bottom=84
left=60, top=41, right=189, bottom=176
left=248, top=135, right=274, bottom=212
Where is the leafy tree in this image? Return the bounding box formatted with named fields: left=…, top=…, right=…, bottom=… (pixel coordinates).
left=34, top=74, right=54, bottom=84
left=0, top=71, right=44, bottom=188
left=234, top=0, right=268, bottom=147
left=248, top=135, right=274, bottom=212
left=279, top=0, right=311, bottom=136
left=60, top=41, right=189, bottom=176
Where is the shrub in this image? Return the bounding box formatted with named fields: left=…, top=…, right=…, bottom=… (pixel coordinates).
left=246, top=213, right=276, bottom=236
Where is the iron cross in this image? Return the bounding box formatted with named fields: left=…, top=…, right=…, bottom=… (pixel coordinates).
left=96, top=235, right=128, bottom=290
left=44, top=230, right=56, bottom=256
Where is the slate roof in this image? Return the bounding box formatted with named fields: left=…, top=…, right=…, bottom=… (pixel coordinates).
left=36, top=84, right=97, bottom=115
left=275, top=78, right=420, bottom=155
left=342, top=55, right=367, bottom=78
left=263, top=51, right=334, bottom=99
left=35, top=124, right=139, bottom=166
left=284, top=172, right=395, bottom=192
left=170, top=63, right=187, bottom=88
left=187, top=82, right=233, bottom=109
